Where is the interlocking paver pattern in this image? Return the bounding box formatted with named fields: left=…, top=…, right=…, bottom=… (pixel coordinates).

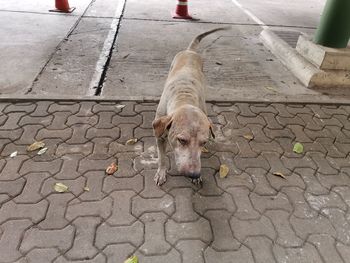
left=0, top=101, right=350, bottom=262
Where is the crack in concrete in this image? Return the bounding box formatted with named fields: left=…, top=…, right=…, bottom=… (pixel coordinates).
left=87, top=0, right=127, bottom=96
left=123, top=17, right=317, bottom=30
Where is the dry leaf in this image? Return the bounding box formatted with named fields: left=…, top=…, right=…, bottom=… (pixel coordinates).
left=106, top=162, right=118, bottom=175
left=27, top=141, right=45, bottom=152
left=215, top=61, right=223, bottom=65
left=126, top=138, right=138, bottom=145
left=124, top=255, right=138, bottom=263
left=243, top=134, right=254, bottom=140
left=116, top=104, right=126, bottom=109
left=201, top=146, right=209, bottom=153
left=54, top=182, right=69, bottom=193
left=265, top=86, right=277, bottom=93
left=219, top=164, right=229, bottom=178
left=122, top=53, right=130, bottom=59
left=37, top=147, right=48, bottom=155
left=10, top=151, right=18, bottom=158
left=293, top=142, right=304, bottom=154
left=83, top=186, right=90, bottom=192
left=273, top=172, right=286, bottom=179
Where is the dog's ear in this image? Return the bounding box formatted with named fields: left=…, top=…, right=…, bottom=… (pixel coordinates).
left=152, top=115, right=173, bottom=138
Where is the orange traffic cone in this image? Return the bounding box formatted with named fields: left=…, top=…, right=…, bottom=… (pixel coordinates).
left=49, top=0, right=75, bottom=13
left=173, top=0, right=193, bottom=19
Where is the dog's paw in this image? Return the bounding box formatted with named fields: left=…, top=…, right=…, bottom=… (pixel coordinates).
left=190, top=177, right=203, bottom=186
left=154, top=169, right=167, bottom=186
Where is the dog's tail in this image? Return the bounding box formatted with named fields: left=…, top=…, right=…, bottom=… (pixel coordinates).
left=187, top=27, right=230, bottom=51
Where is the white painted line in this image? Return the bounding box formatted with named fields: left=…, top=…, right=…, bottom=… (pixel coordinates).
left=231, top=0, right=268, bottom=29
left=87, top=0, right=126, bottom=96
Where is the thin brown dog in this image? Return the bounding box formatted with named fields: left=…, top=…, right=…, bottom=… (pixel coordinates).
left=152, top=27, right=228, bottom=185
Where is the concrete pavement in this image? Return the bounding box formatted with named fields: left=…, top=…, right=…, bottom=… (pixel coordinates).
left=4, top=0, right=350, bottom=103
left=235, top=0, right=324, bottom=28
left=0, top=0, right=93, bottom=94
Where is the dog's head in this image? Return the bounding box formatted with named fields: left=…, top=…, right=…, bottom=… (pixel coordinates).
left=153, top=105, right=215, bottom=179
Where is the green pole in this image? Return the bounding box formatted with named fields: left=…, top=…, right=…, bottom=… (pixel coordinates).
left=314, top=0, right=350, bottom=48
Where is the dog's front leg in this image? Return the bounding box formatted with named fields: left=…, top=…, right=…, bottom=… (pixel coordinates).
left=154, top=137, right=167, bottom=186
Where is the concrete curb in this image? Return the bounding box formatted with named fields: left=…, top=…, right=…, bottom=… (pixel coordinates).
left=259, top=29, right=319, bottom=87
left=260, top=28, right=350, bottom=89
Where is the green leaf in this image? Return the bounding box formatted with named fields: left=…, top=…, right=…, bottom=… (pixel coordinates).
left=293, top=142, right=304, bottom=154
left=124, top=255, right=138, bottom=263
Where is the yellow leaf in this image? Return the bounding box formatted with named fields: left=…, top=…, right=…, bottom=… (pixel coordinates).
left=124, top=255, right=138, bottom=263
left=201, top=146, right=209, bottom=153
left=106, top=162, right=118, bottom=175
left=27, top=141, right=45, bottom=152
left=243, top=134, right=254, bottom=140
left=126, top=138, right=138, bottom=145
left=219, top=164, right=229, bottom=178
left=83, top=186, right=90, bottom=192
left=54, top=182, right=69, bottom=193
left=273, top=172, right=286, bottom=179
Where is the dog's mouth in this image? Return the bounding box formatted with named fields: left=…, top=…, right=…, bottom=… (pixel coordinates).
left=177, top=167, right=203, bottom=185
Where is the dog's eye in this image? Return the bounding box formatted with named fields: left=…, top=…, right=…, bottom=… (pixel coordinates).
left=178, top=138, right=187, bottom=146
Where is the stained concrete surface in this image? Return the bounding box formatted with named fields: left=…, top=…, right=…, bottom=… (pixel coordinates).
left=29, top=17, right=114, bottom=96
left=238, top=0, right=326, bottom=28
left=1, top=0, right=350, bottom=103
left=102, top=20, right=324, bottom=102
left=0, top=0, right=119, bottom=96
left=101, top=0, right=326, bottom=102
left=84, top=0, right=121, bottom=18
left=0, top=12, right=78, bottom=94
left=0, top=0, right=90, bottom=15
left=123, top=0, right=254, bottom=24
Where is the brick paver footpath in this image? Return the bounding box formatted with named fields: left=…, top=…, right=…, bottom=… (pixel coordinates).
left=0, top=100, right=350, bottom=263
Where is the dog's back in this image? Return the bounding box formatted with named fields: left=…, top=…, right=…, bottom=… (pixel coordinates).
left=167, top=27, right=229, bottom=79
left=163, top=27, right=229, bottom=113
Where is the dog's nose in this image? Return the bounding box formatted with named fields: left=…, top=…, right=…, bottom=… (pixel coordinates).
left=186, top=172, right=201, bottom=179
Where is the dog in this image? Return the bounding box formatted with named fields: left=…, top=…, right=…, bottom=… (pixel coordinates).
left=152, top=27, right=228, bottom=186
